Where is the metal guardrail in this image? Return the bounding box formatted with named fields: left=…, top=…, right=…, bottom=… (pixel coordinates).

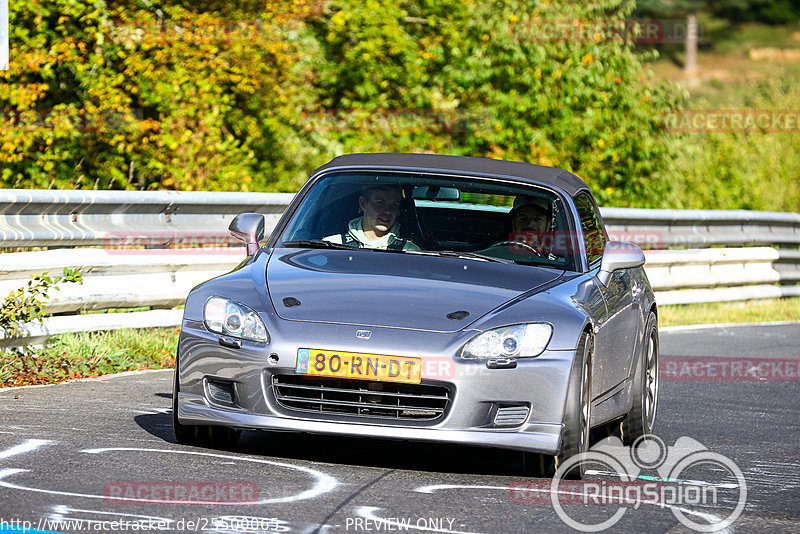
left=0, top=189, right=294, bottom=247
left=0, top=249, right=240, bottom=314
left=1, top=190, right=798, bottom=345
left=641, top=247, right=800, bottom=305
left=2, top=189, right=798, bottom=248
left=602, top=207, right=800, bottom=248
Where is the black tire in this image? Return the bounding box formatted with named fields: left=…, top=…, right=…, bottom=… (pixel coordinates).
left=206, top=425, right=242, bottom=449
left=172, top=353, right=201, bottom=445
left=523, top=332, right=593, bottom=479
left=172, top=351, right=241, bottom=449
left=620, top=312, right=659, bottom=444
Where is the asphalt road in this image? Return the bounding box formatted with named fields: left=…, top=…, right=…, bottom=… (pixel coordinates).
left=0, top=323, right=798, bottom=534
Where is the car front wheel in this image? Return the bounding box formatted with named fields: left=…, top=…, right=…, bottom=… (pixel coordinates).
left=620, top=311, right=659, bottom=443
left=172, top=351, right=241, bottom=449
left=523, top=331, right=593, bottom=479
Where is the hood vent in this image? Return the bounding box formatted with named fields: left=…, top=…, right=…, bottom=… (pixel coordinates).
left=283, top=297, right=301, bottom=308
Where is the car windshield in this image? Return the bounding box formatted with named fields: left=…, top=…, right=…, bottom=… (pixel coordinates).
left=276, top=172, right=578, bottom=271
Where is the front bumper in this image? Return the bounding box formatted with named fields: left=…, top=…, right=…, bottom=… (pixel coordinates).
left=177, top=318, right=575, bottom=455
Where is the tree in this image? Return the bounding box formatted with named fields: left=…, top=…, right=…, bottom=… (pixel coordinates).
left=2, top=0, right=684, bottom=206
left=707, top=0, right=800, bottom=23
left=0, top=0, right=320, bottom=191
left=636, top=0, right=705, bottom=73
left=308, top=0, right=684, bottom=206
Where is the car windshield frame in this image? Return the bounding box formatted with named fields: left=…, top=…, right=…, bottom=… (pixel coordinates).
left=270, top=170, right=583, bottom=272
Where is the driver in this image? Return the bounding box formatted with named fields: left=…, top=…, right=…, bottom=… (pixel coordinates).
left=324, top=184, right=420, bottom=251
left=506, top=195, right=557, bottom=259
left=510, top=195, right=550, bottom=234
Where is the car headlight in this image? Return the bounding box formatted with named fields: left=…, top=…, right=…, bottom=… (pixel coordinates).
left=204, top=297, right=269, bottom=343
left=461, top=323, right=552, bottom=359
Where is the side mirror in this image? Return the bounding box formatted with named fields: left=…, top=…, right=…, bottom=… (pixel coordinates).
left=597, top=241, right=645, bottom=286
left=229, top=213, right=265, bottom=257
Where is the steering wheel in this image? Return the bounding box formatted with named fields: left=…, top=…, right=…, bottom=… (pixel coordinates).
left=489, top=240, right=544, bottom=257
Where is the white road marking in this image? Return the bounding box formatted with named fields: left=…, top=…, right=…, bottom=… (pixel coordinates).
left=0, top=368, right=173, bottom=392
left=584, top=470, right=740, bottom=489
left=0, top=439, right=52, bottom=460
left=661, top=320, right=800, bottom=333
left=415, top=482, right=731, bottom=530
left=0, top=447, right=338, bottom=505
left=129, top=408, right=171, bottom=415
left=416, top=483, right=510, bottom=494
left=672, top=506, right=735, bottom=534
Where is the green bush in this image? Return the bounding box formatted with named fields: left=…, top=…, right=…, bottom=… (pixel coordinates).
left=1, top=0, right=317, bottom=191
left=305, top=0, right=686, bottom=206
left=0, top=268, right=83, bottom=337
left=665, top=78, right=800, bottom=212
left=2, top=0, right=684, bottom=206
left=0, top=327, right=178, bottom=387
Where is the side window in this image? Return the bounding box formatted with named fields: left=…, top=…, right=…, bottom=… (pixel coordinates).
left=573, top=192, right=606, bottom=266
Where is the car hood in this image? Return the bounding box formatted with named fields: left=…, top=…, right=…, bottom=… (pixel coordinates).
left=266, top=249, right=564, bottom=333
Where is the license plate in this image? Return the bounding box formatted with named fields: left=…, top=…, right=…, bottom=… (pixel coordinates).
left=296, top=348, right=422, bottom=384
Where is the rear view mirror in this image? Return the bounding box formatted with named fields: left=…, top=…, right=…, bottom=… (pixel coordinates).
left=412, top=186, right=461, bottom=201
left=597, top=241, right=645, bottom=285
left=229, top=213, right=265, bottom=257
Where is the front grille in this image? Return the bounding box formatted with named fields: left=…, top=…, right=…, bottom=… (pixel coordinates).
left=272, top=375, right=452, bottom=421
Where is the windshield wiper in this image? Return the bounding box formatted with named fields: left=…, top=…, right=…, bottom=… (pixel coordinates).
left=282, top=242, right=513, bottom=263
left=281, top=239, right=354, bottom=250
left=409, top=250, right=514, bottom=264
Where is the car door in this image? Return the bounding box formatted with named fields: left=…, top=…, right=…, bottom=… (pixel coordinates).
left=574, top=192, right=640, bottom=397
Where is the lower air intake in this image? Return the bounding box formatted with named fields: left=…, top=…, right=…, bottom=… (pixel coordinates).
left=272, top=375, right=451, bottom=421
left=494, top=405, right=530, bottom=426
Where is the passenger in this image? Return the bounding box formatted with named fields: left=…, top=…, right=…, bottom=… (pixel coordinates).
left=325, top=184, right=420, bottom=251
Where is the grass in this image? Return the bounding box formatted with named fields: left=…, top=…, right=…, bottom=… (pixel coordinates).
left=642, top=19, right=800, bottom=213
left=660, top=296, right=800, bottom=327
left=648, top=19, right=800, bottom=106
left=2, top=298, right=799, bottom=388
left=0, top=327, right=178, bottom=388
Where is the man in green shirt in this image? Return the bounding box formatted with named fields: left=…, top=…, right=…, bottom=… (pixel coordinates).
left=325, top=184, right=421, bottom=251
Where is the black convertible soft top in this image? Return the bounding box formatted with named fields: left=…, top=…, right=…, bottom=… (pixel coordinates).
left=312, top=153, right=589, bottom=196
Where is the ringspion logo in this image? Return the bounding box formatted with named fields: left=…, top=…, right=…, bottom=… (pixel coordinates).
left=546, top=436, right=747, bottom=532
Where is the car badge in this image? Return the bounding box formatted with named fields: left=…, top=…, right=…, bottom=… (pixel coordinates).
left=356, top=330, right=371, bottom=340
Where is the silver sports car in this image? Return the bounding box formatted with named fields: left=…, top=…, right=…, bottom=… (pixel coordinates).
left=173, top=153, right=659, bottom=478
